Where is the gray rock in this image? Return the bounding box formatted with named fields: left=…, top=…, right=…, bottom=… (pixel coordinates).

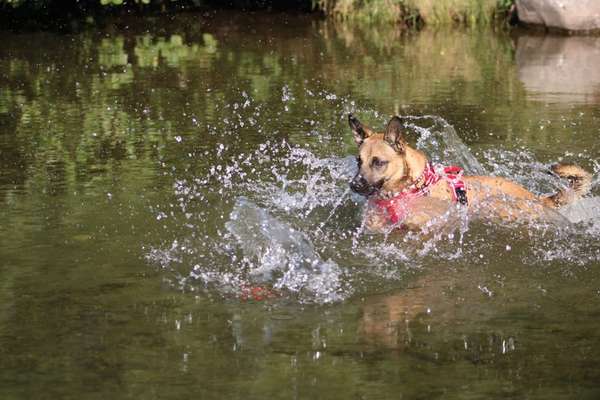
left=516, top=0, right=600, bottom=31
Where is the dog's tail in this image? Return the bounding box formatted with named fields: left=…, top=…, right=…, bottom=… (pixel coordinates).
left=542, top=163, right=593, bottom=208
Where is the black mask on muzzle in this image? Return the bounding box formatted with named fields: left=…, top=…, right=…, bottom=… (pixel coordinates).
left=350, top=173, right=383, bottom=196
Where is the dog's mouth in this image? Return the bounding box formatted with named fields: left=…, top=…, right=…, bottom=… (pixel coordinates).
left=350, top=174, right=385, bottom=197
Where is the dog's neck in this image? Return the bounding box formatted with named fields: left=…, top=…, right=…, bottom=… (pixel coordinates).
left=380, top=146, right=430, bottom=199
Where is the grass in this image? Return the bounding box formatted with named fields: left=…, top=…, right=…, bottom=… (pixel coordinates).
left=1, top=0, right=515, bottom=30
left=313, top=0, right=514, bottom=27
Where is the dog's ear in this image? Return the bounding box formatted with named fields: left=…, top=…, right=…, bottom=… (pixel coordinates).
left=384, top=116, right=406, bottom=153
left=348, top=113, right=373, bottom=146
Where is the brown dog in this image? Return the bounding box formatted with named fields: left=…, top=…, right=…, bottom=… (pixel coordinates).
left=349, top=114, right=592, bottom=232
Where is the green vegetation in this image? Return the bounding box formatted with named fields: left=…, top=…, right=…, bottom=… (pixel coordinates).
left=313, top=0, right=515, bottom=26
left=1, top=0, right=515, bottom=30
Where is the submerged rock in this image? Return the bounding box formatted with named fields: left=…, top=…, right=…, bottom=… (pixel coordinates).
left=516, top=0, right=600, bottom=31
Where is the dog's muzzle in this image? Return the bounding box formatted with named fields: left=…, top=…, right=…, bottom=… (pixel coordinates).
left=350, top=174, right=382, bottom=196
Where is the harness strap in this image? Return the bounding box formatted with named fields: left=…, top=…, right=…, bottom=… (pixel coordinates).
left=443, top=166, right=468, bottom=205
left=372, top=163, right=468, bottom=224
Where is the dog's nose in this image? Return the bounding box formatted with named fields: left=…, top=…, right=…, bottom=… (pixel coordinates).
left=350, top=175, right=372, bottom=196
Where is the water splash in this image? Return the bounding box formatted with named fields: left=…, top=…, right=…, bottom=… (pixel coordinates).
left=145, top=92, right=600, bottom=304
left=407, top=115, right=487, bottom=175
left=560, top=197, right=600, bottom=225
left=226, top=197, right=347, bottom=303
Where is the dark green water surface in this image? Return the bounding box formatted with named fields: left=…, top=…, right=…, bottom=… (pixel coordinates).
left=2, top=12, right=600, bottom=399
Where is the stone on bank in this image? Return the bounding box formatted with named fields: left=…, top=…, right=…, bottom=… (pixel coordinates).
left=516, top=0, right=600, bottom=31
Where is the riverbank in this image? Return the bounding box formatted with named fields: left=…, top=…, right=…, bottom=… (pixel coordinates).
left=1, top=0, right=514, bottom=31
left=315, top=0, right=514, bottom=27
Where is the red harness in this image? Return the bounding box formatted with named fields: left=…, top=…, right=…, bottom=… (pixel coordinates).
left=371, top=163, right=468, bottom=224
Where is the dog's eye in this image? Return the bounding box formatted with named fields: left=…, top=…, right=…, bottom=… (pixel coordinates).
left=371, top=157, right=388, bottom=169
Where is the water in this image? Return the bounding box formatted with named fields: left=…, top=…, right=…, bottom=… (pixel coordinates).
left=1, top=12, right=600, bottom=399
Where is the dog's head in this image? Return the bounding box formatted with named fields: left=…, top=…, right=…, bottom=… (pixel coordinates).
left=349, top=114, right=416, bottom=197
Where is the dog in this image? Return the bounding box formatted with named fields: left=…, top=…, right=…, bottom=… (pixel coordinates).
left=348, top=114, right=592, bottom=232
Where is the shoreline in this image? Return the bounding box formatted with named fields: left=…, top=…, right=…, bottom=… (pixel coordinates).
left=1, top=0, right=515, bottom=32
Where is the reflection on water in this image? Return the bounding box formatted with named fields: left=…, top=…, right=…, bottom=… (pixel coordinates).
left=1, top=12, right=600, bottom=399
left=516, top=34, right=600, bottom=104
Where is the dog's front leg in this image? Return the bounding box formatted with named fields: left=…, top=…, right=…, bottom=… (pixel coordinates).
left=401, top=197, right=452, bottom=231
left=401, top=212, right=433, bottom=231
left=364, top=208, right=389, bottom=233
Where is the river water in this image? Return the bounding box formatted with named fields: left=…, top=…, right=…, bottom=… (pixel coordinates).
left=1, top=11, right=600, bottom=399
